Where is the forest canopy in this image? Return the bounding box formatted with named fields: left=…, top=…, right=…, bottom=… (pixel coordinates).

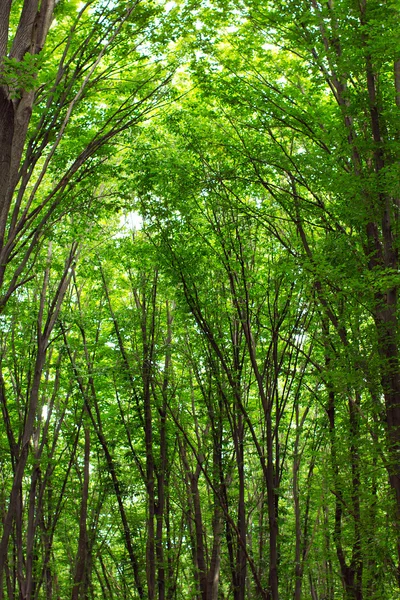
left=0, top=0, right=399, bottom=599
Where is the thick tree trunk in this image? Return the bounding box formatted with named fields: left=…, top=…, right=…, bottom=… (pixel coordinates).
left=0, top=0, right=55, bottom=248
left=0, top=88, right=14, bottom=240
left=374, top=302, right=400, bottom=582
left=365, top=210, right=400, bottom=582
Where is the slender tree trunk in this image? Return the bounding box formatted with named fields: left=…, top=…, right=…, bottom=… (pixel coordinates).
left=144, top=358, right=156, bottom=600
left=138, top=274, right=158, bottom=600
left=72, top=422, right=90, bottom=600
left=63, top=327, right=144, bottom=599
left=156, top=301, right=173, bottom=600
left=0, top=246, right=73, bottom=596
left=179, top=438, right=202, bottom=600
left=88, top=397, right=144, bottom=599
left=233, top=414, right=246, bottom=600
left=206, top=506, right=223, bottom=600
left=0, top=343, right=46, bottom=597
left=349, top=395, right=363, bottom=600
left=24, top=442, right=41, bottom=599
left=156, top=402, right=167, bottom=600
left=266, top=415, right=279, bottom=600
left=293, top=404, right=302, bottom=600
left=327, top=383, right=361, bottom=600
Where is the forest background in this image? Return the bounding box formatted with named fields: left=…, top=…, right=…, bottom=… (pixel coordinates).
left=0, top=0, right=399, bottom=599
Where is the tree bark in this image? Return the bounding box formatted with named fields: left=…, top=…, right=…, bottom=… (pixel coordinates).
left=72, top=423, right=90, bottom=600
left=0, top=0, right=55, bottom=247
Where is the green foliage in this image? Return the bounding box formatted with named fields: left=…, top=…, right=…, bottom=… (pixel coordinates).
left=0, top=54, right=39, bottom=97
left=1, top=0, right=400, bottom=598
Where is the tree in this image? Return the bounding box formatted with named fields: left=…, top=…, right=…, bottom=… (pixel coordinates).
left=1, top=0, right=400, bottom=598
left=0, top=1, right=174, bottom=596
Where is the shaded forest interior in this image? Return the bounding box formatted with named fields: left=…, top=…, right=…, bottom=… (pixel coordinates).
left=0, top=0, right=400, bottom=598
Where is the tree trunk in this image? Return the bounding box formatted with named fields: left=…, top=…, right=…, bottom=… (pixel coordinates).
left=0, top=0, right=55, bottom=248
left=234, top=415, right=247, bottom=600
left=72, top=423, right=90, bottom=600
